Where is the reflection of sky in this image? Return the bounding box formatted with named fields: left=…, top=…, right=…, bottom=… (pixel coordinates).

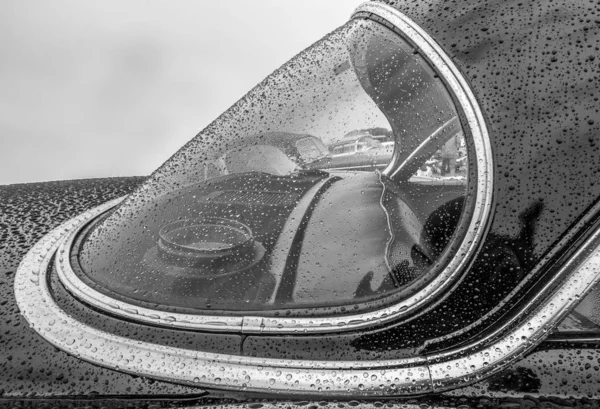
left=0, top=0, right=360, bottom=184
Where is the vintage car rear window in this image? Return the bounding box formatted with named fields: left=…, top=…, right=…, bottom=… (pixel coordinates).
left=76, top=18, right=476, bottom=314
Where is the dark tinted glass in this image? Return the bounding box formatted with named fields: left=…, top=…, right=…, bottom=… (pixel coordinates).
left=555, top=286, right=600, bottom=333
left=77, top=19, right=472, bottom=313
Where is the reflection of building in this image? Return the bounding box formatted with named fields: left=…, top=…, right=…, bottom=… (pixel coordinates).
left=325, top=135, right=394, bottom=171
left=440, top=133, right=459, bottom=176
left=413, top=132, right=468, bottom=180
left=201, top=133, right=331, bottom=180
left=330, top=135, right=382, bottom=156
left=343, top=127, right=394, bottom=143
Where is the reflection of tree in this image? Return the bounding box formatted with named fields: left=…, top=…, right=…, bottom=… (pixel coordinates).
left=475, top=200, right=544, bottom=305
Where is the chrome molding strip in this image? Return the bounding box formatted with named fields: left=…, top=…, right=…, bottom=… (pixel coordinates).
left=16, top=222, right=430, bottom=396
left=428, top=217, right=600, bottom=392
left=47, top=2, right=494, bottom=335
left=15, top=187, right=600, bottom=395
left=543, top=336, right=600, bottom=343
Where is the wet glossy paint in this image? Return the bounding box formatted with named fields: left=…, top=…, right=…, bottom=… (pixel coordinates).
left=3, top=0, right=600, bottom=402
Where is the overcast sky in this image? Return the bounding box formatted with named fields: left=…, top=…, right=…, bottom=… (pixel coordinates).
left=1, top=0, right=362, bottom=185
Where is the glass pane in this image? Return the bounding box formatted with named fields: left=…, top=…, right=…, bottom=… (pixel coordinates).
left=554, top=285, right=600, bottom=333
left=77, top=18, right=472, bottom=313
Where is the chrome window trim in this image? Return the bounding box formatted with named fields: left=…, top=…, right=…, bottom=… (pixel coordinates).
left=44, top=2, right=495, bottom=335
left=422, top=195, right=600, bottom=350
left=16, top=190, right=600, bottom=395
left=16, top=218, right=431, bottom=396
left=428, top=222, right=600, bottom=390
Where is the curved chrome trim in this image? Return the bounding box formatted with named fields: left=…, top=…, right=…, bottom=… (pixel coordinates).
left=16, top=221, right=430, bottom=396
left=45, top=2, right=495, bottom=335
left=428, top=217, right=600, bottom=392
left=15, top=189, right=600, bottom=395
left=422, top=199, right=600, bottom=350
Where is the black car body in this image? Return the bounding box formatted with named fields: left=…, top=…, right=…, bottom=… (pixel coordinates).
left=3, top=0, right=600, bottom=407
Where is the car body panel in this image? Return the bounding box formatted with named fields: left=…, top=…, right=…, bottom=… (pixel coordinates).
left=340, top=0, right=600, bottom=351
left=3, top=0, right=600, bottom=403
left=3, top=179, right=600, bottom=402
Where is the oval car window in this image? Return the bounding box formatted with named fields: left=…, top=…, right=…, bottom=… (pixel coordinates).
left=75, top=18, right=479, bottom=314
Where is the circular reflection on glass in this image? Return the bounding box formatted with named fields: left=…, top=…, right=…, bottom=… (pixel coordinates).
left=75, top=18, right=476, bottom=314
left=158, top=218, right=255, bottom=263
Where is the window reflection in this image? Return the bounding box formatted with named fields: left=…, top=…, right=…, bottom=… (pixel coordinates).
left=554, top=287, right=600, bottom=334
left=78, top=18, right=472, bottom=313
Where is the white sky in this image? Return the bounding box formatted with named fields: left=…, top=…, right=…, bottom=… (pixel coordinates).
left=0, top=0, right=363, bottom=184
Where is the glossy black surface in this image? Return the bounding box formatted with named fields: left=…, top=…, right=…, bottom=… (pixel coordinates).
left=336, top=0, right=600, bottom=351
left=51, top=263, right=243, bottom=354
left=3, top=179, right=600, bottom=401
left=4, top=0, right=600, bottom=401
left=0, top=179, right=202, bottom=397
